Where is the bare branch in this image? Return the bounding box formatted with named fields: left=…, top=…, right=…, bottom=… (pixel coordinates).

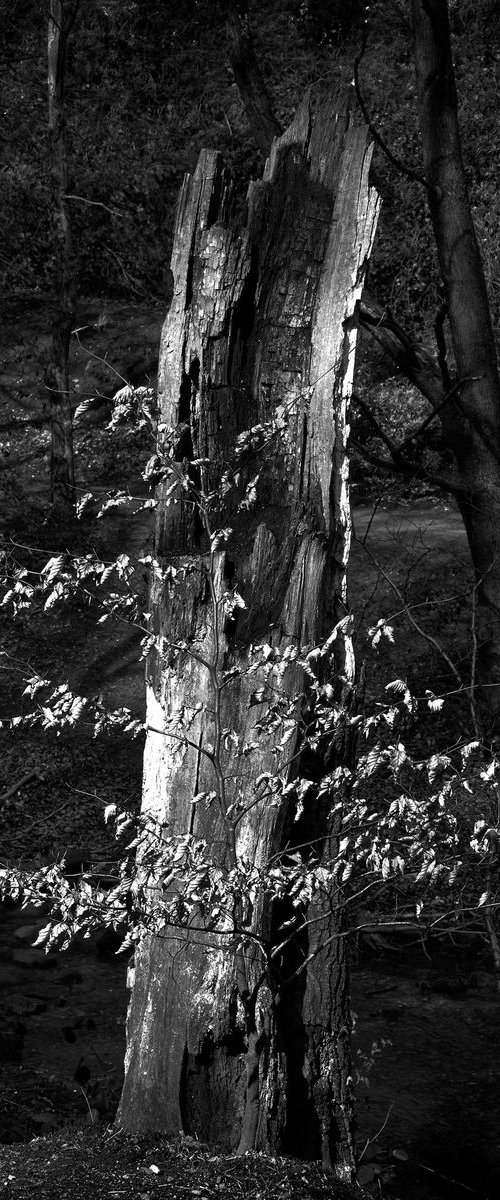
left=353, top=20, right=436, bottom=195
left=359, top=291, right=442, bottom=407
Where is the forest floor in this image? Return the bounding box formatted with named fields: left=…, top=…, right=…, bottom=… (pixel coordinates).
left=0, top=1125, right=361, bottom=1200
left=1, top=299, right=499, bottom=1200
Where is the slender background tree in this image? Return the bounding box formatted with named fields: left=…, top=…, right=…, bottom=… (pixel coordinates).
left=45, top=0, right=79, bottom=506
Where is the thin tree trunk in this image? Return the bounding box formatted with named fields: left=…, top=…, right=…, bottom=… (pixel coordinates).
left=412, top=0, right=500, bottom=729
left=46, top=0, right=78, bottom=506
left=118, top=91, right=378, bottom=1180
left=225, top=0, right=282, bottom=155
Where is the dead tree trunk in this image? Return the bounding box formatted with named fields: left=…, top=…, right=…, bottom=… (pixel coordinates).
left=45, top=0, right=78, bottom=506
left=118, top=91, right=379, bottom=1179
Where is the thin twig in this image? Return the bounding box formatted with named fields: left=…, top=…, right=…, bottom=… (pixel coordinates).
left=358, top=1102, right=394, bottom=1161
left=64, top=193, right=126, bottom=218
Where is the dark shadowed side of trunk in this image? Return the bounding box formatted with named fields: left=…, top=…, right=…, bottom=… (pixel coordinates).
left=118, top=91, right=379, bottom=1180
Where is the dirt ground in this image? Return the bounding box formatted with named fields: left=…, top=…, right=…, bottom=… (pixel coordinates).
left=1, top=300, right=498, bottom=1200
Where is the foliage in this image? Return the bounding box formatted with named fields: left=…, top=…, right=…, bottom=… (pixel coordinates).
left=1, top=386, right=499, bottom=981
left=2, top=667, right=498, bottom=964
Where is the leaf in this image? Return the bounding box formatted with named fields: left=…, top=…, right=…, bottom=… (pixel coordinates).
left=112, top=384, right=135, bottom=405
left=369, top=620, right=394, bottom=647
left=44, top=582, right=66, bottom=610
left=238, top=473, right=260, bottom=511
left=448, top=861, right=462, bottom=885
left=73, top=397, right=98, bottom=422
left=97, top=492, right=131, bottom=518
left=32, top=922, right=57, bottom=949
left=427, top=752, right=451, bottom=782
left=41, top=555, right=66, bottom=584
left=191, top=791, right=216, bottom=807
left=76, top=492, right=94, bottom=518
left=480, top=760, right=498, bottom=782
left=385, top=678, right=407, bottom=694
left=254, top=772, right=273, bottom=790
left=22, top=674, right=50, bottom=698
left=390, top=743, right=407, bottom=772
left=364, top=746, right=385, bottom=775
left=461, top=740, right=480, bottom=762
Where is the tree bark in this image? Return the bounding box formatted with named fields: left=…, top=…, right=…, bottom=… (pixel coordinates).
left=46, top=0, right=78, bottom=506
left=412, top=0, right=500, bottom=729
left=117, top=90, right=379, bottom=1180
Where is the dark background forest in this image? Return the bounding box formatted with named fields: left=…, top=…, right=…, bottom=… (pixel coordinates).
left=2, top=2, right=500, bottom=1199
left=3, top=0, right=499, bottom=329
